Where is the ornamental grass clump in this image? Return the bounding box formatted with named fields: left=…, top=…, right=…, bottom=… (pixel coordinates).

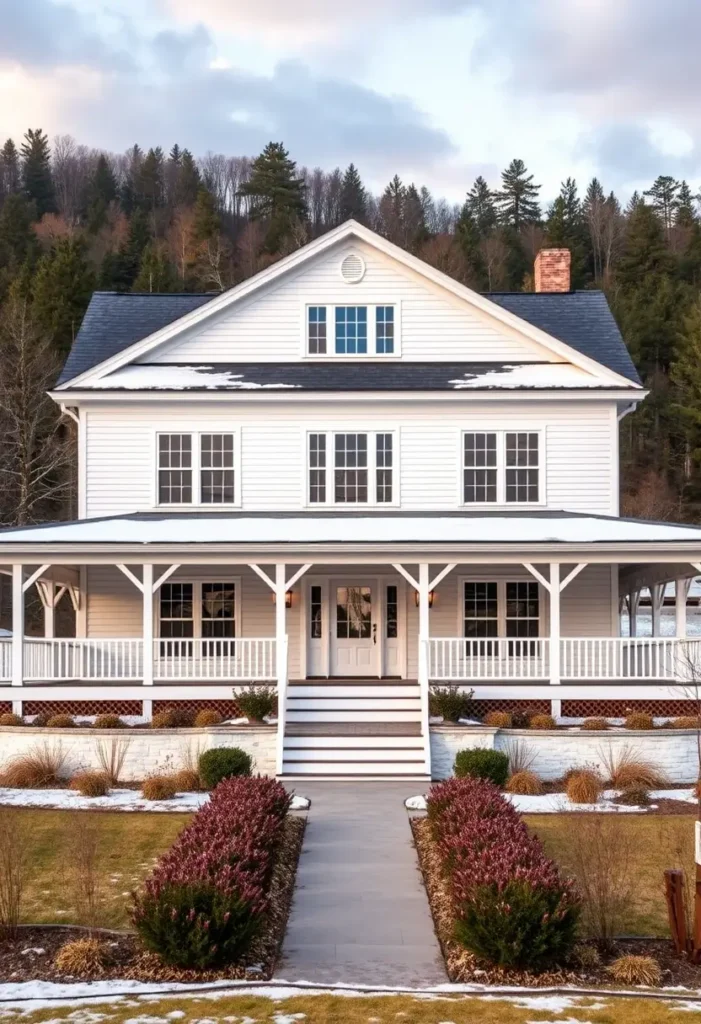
left=529, top=713, right=556, bottom=730
left=565, top=769, right=602, bottom=805
left=427, top=778, right=580, bottom=971
left=506, top=770, right=543, bottom=796
left=607, top=954, right=662, bottom=987
left=580, top=717, right=609, bottom=731
left=69, top=771, right=110, bottom=797
left=624, top=712, right=654, bottom=731
left=132, top=776, right=290, bottom=968
left=93, top=714, right=126, bottom=729
left=0, top=714, right=23, bottom=727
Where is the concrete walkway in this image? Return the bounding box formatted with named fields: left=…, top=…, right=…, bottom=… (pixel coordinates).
left=280, top=781, right=446, bottom=986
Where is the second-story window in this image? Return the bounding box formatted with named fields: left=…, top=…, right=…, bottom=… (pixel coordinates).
left=463, top=430, right=541, bottom=505
left=158, top=434, right=192, bottom=504
left=335, top=306, right=367, bottom=354
left=306, top=304, right=398, bottom=356
left=308, top=431, right=396, bottom=505
left=158, top=432, right=237, bottom=506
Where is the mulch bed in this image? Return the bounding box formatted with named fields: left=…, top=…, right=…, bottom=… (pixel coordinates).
left=0, top=813, right=305, bottom=983
left=411, top=816, right=701, bottom=989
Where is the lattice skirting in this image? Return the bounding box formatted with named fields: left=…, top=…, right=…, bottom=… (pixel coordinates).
left=23, top=699, right=144, bottom=717
left=0, top=702, right=11, bottom=715
left=472, top=698, right=551, bottom=720
left=152, top=699, right=242, bottom=719
left=561, top=698, right=698, bottom=718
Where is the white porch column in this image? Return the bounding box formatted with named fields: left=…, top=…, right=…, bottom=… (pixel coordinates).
left=275, top=563, right=287, bottom=686
left=651, top=583, right=666, bottom=637
left=629, top=590, right=640, bottom=637
left=11, top=565, right=24, bottom=711
left=676, top=577, right=691, bottom=638
left=142, top=564, right=154, bottom=687
left=549, top=563, right=561, bottom=717
left=43, top=580, right=55, bottom=638
left=418, top=563, right=431, bottom=774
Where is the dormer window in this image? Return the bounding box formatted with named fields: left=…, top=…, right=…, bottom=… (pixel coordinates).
left=305, top=304, right=399, bottom=357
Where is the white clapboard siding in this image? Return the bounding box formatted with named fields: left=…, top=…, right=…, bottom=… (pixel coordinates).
left=84, top=400, right=615, bottom=518
left=143, top=240, right=560, bottom=365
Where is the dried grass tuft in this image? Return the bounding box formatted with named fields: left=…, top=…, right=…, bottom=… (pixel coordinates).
left=505, top=770, right=543, bottom=795
left=0, top=713, right=23, bottom=727
left=529, top=713, right=556, bottom=730
left=598, top=743, right=670, bottom=789
left=504, top=738, right=536, bottom=775
left=624, top=712, right=654, bottom=731
left=45, top=714, right=76, bottom=729
left=565, top=769, right=602, bottom=804
left=606, top=954, right=662, bottom=987
left=572, top=942, right=602, bottom=970
left=669, top=716, right=699, bottom=730
left=142, top=775, right=178, bottom=801
left=94, top=736, right=131, bottom=787
left=54, top=938, right=110, bottom=976
left=194, top=708, right=223, bottom=727
left=0, top=742, right=69, bottom=788
left=171, top=767, right=201, bottom=792
left=69, top=771, right=110, bottom=797
left=483, top=711, right=512, bottom=728
left=93, top=714, right=127, bottom=729
left=580, top=717, right=609, bottom=731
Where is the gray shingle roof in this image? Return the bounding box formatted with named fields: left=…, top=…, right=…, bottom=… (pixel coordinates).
left=57, top=287, right=641, bottom=387
left=486, top=291, right=641, bottom=384
left=85, top=361, right=632, bottom=391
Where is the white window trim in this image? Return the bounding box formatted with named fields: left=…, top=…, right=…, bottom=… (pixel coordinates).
left=300, top=300, right=402, bottom=358
left=304, top=428, right=400, bottom=508
left=155, top=576, right=242, bottom=640
left=153, top=429, right=242, bottom=509
left=457, top=575, right=546, bottom=638
left=458, top=427, right=546, bottom=507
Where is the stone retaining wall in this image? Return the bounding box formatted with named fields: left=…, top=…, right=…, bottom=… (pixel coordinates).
left=0, top=726, right=277, bottom=781
left=430, top=725, right=701, bottom=783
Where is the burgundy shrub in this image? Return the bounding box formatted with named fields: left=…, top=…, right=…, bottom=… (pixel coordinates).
left=132, top=775, right=290, bottom=967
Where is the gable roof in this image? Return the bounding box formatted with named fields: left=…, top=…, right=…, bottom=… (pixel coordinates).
left=487, top=292, right=640, bottom=384
left=55, top=220, right=642, bottom=390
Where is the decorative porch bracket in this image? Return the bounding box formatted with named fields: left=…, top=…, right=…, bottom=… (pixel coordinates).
left=392, top=562, right=456, bottom=775
left=522, top=562, right=588, bottom=718
left=116, top=563, right=181, bottom=689
left=36, top=580, right=69, bottom=639
left=249, top=563, right=312, bottom=775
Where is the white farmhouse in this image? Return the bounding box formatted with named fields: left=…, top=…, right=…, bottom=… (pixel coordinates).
left=1, top=219, right=700, bottom=778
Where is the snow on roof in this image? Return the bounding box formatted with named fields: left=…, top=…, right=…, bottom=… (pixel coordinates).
left=87, top=366, right=302, bottom=390
left=1, top=512, right=701, bottom=546
left=449, top=363, right=609, bottom=389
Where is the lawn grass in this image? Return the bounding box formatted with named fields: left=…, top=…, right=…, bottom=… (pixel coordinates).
left=526, top=812, right=696, bottom=937
left=8, top=991, right=701, bottom=1024
left=10, top=808, right=191, bottom=929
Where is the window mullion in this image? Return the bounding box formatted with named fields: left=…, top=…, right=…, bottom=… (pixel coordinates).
left=369, top=431, right=376, bottom=504
left=498, top=581, right=506, bottom=638
left=498, top=432, right=505, bottom=505
left=369, top=306, right=377, bottom=356
left=327, top=432, right=333, bottom=505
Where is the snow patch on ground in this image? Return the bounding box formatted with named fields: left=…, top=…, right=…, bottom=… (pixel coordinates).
left=405, top=795, right=427, bottom=811
left=406, top=789, right=697, bottom=814
left=289, top=796, right=310, bottom=810
left=0, top=787, right=209, bottom=813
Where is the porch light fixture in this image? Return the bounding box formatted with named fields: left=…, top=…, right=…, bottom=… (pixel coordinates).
left=272, top=590, right=293, bottom=608
left=415, top=590, right=435, bottom=607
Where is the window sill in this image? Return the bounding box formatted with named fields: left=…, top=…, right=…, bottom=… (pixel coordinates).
left=152, top=504, right=243, bottom=512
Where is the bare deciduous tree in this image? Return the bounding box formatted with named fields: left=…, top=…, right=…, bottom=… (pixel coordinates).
left=0, top=293, right=75, bottom=525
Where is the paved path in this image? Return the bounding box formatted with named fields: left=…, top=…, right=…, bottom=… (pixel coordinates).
left=280, top=781, right=446, bottom=986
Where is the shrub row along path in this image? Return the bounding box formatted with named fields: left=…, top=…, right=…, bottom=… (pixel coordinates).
left=280, top=781, right=446, bottom=986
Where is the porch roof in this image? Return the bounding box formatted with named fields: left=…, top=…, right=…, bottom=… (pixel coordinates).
left=1, top=510, right=701, bottom=563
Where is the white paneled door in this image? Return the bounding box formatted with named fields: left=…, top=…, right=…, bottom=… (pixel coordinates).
left=332, top=584, right=376, bottom=676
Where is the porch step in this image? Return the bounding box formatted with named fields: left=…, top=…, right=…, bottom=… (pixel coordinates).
left=285, top=722, right=421, bottom=736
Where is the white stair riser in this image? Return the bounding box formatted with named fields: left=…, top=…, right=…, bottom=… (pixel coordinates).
left=286, top=710, right=420, bottom=723
left=282, top=761, right=428, bottom=775
left=284, top=735, right=424, bottom=749
left=283, top=748, right=425, bottom=762
left=288, top=686, right=420, bottom=698
left=287, top=698, right=421, bottom=711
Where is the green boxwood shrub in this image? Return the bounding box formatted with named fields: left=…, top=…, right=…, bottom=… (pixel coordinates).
left=199, top=746, right=252, bottom=789
left=454, top=748, right=509, bottom=787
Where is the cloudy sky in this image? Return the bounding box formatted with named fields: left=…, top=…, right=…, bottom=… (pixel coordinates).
left=1, top=0, right=699, bottom=204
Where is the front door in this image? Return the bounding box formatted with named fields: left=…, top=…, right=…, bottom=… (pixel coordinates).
left=331, top=584, right=376, bottom=676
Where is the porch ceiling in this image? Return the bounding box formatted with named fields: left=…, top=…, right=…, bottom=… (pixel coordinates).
left=0, top=511, right=701, bottom=565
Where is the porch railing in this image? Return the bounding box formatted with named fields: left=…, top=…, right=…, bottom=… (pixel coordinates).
left=153, top=638, right=276, bottom=681
left=23, top=638, right=144, bottom=682
left=430, top=638, right=550, bottom=681
left=7, top=637, right=276, bottom=683
left=429, top=636, right=701, bottom=682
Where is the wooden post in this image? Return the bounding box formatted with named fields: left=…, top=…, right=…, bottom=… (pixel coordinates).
left=142, top=564, right=154, bottom=687
left=665, top=869, right=689, bottom=955
left=11, top=564, right=23, bottom=689
left=549, top=563, right=561, bottom=718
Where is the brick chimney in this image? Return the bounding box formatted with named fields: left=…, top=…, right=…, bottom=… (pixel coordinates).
left=534, top=248, right=571, bottom=293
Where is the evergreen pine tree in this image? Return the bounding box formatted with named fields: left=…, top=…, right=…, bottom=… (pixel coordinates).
left=120, top=144, right=143, bottom=215
left=193, top=187, right=220, bottom=241
left=672, top=298, right=701, bottom=483
left=545, top=178, right=587, bottom=287
left=465, top=176, right=496, bottom=235
left=455, top=203, right=487, bottom=289
left=644, top=175, right=680, bottom=237
left=0, top=139, right=21, bottom=202
left=0, top=194, right=37, bottom=274
left=339, top=163, right=367, bottom=222
left=378, top=175, right=406, bottom=245
left=625, top=191, right=644, bottom=215
left=495, top=158, right=541, bottom=228
left=103, top=208, right=150, bottom=290
left=139, top=147, right=165, bottom=214
left=132, top=242, right=178, bottom=292
left=20, top=129, right=56, bottom=217
left=175, top=150, right=202, bottom=207
left=675, top=180, right=696, bottom=227
left=31, top=237, right=95, bottom=353
left=238, top=142, right=307, bottom=252
left=86, top=154, right=118, bottom=232
left=403, top=183, right=427, bottom=250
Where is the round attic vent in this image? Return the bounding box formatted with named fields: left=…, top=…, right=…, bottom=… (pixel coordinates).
left=340, top=252, right=365, bottom=283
